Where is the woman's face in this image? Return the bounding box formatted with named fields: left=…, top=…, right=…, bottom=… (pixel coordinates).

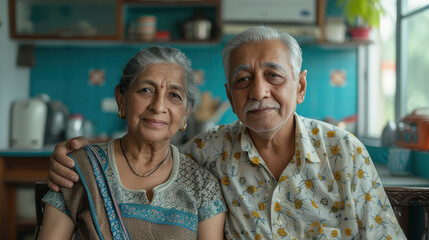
left=118, top=63, right=189, bottom=143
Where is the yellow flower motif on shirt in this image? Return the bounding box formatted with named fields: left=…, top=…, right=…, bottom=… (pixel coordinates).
left=258, top=180, right=263, bottom=186
left=331, top=229, right=338, bottom=237
left=312, top=127, right=319, bottom=135
left=277, top=228, right=287, bottom=236
left=374, top=215, right=383, bottom=224
left=235, top=231, right=240, bottom=238
left=305, top=180, right=313, bottom=189
left=331, top=146, right=339, bottom=155
left=334, top=171, right=341, bottom=181
left=387, top=235, right=392, bottom=240
left=251, top=157, right=260, bottom=165
left=327, top=130, right=336, bottom=137
left=222, top=176, right=230, bottom=186
left=274, top=202, right=282, bottom=212
left=345, top=228, right=352, bottom=236
left=357, top=219, right=363, bottom=228
left=246, top=185, right=257, bottom=194
left=258, top=202, right=265, bottom=210
left=311, top=200, right=319, bottom=208
left=245, top=213, right=250, bottom=219
left=252, top=211, right=260, bottom=218
left=365, top=193, right=372, bottom=201
left=279, top=176, right=288, bottom=183
left=234, top=152, right=241, bottom=160
left=185, top=153, right=195, bottom=161
left=232, top=200, right=238, bottom=207
left=294, top=199, right=303, bottom=209
left=225, top=132, right=231, bottom=140
left=314, top=140, right=320, bottom=148
left=318, top=174, right=322, bottom=180
left=357, top=169, right=364, bottom=179
left=222, top=151, right=228, bottom=161
left=255, top=234, right=262, bottom=240
left=194, top=138, right=205, bottom=148
left=365, top=157, right=370, bottom=165
left=352, top=154, right=356, bottom=161
left=356, top=147, right=362, bottom=155
left=286, top=211, right=291, bottom=215
left=297, top=158, right=302, bottom=167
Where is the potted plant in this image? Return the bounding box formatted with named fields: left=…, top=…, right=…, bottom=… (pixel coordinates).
left=337, top=0, right=385, bottom=40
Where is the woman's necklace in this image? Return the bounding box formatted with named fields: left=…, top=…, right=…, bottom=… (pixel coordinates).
left=119, top=138, right=169, bottom=177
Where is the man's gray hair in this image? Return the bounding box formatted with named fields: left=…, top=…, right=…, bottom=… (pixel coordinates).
left=222, top=26, right=303, bottom=88
left=119, top=46, right=196, bottom=109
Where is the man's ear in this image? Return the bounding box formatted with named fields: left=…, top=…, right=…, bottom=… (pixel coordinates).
left=225, top=83, right=236, bottom=113
left=296, top=70, right=307, bottom=104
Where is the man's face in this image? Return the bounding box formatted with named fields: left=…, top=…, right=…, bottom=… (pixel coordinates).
left=225, top=39, right=307, bottom=134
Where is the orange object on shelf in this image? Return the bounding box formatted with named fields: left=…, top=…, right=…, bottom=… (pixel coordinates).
left=396, top=108, right=429, bottom=151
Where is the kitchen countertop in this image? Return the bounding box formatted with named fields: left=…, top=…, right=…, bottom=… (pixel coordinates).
left=375, top=163, right=429, bottom=187
left=0, top=147, right=53, bottom=157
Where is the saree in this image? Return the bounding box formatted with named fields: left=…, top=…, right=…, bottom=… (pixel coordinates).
left=63, top=145, right=130, bottom=240
left=44, top=141, right=226, bottom=239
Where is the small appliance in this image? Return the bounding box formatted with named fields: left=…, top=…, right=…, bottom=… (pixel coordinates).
left=396, top=108, right=429, bottom=151
left=10, top=98, right=47, bottom=149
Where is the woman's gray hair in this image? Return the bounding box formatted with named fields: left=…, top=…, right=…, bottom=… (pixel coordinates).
left=119, top=46, right=196, bottom=109
left=222, top=26, right=303, bottom=88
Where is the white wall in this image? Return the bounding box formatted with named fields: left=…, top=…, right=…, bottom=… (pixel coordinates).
left=0, top=0, right=30, bottom=148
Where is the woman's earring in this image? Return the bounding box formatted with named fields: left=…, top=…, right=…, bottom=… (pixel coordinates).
left=180, top=121, right=187, bottom=131
left=118, top=109, right=125, bottom=119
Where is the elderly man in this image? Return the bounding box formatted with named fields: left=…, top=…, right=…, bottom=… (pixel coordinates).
left=47, top=26, right=405, bottom=239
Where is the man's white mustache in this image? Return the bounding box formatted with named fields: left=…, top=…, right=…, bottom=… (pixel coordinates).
left=244, top=100, right=280, bottom=113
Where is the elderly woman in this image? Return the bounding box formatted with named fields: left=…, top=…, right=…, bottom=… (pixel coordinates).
left=38, top=47, right=226, bottom=239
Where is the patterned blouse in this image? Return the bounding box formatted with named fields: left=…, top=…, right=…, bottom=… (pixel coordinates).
left=181, top=113, right=406, bottom=239
left=43, top=140, right=226, bottom=239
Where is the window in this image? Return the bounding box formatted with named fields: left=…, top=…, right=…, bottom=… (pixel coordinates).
left=360, top=0, right=429, bottom=140
left=396, top=0, right=429, bottom=120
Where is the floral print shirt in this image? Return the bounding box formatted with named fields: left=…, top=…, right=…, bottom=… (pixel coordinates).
left=181, top=113, right=406, bottom=239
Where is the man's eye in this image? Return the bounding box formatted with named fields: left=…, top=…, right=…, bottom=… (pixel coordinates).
left=268, top=73, right=280, bottom=78
left=237, top=77, right=249, bottom=82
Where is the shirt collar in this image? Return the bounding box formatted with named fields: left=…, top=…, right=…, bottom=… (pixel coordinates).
left=239, top=113, right=321, bottom=164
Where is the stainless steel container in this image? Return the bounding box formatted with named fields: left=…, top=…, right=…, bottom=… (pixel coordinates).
left=184, top=19, right=212, bottom=40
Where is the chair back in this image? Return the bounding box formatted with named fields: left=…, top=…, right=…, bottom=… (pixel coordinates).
left=34, top=182, right=50, bottom=239
left=385, top=186, right=429, bottom=239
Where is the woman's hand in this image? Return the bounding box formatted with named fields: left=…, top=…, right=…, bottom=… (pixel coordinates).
left=47, top=137, right=89, bottom=191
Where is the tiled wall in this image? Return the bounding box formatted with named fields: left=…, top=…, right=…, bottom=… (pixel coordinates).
left=30, top=37, right=357, bottom=136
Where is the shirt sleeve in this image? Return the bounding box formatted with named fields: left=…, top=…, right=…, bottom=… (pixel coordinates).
left=180, top=128, right=216, bottom=168
left=41, top=190, right=71, bottom=217
left=349, top=139, right=406, bottom=239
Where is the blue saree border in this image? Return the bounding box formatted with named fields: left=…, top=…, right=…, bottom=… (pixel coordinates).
left=68, top=154, right=105, bottom=240
left=119, top=203, right=199, bottom=233
left=85, top=145, right=131, bottom=240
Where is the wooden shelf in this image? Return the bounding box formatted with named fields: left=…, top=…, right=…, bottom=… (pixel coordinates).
left=123, top=0, right=219, bottom=6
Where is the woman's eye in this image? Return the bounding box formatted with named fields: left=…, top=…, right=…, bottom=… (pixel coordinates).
left=140, top=87, right=152, bottom=93
left=171, top=92, right=183, bottom=100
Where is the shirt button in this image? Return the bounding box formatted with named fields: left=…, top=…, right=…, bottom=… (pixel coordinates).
left=276, top=198, right=281, bottom=202
left=278, top=220, right=283, bottom=225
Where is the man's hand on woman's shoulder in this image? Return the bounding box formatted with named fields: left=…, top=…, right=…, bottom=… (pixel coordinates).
left=47, top=137, right=90, bottom=191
